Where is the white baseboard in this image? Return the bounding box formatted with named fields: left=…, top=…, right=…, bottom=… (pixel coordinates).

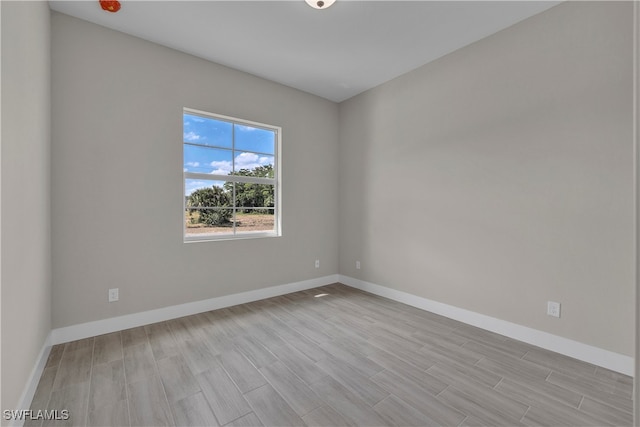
left=339, top=275, right=634, bottom=376
left=11, top=332, right=53, bottom=427
left=51, top=274, right=339, bottom=345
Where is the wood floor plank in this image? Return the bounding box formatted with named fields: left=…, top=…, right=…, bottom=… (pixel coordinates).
left=475, top=354, right=551, bottom=383
left=156, top=354, right=201, bottom=403
left=259, top=360, right=323, bottom=416
left=43, top=382, right=89, bottom=427
left=323, top=320, right=376, bottom=353
left=426, top=361, right=502, bottom=389
left=217, top=348, right=267, bottom=393
left=288, top=321, right=334, bottom=346
left=172, top=392, right=219, bottom=427
left=271, top=324, right=330, bottom=363
left=421, top=337, right=483, bottom=367
left=262, top=339, right=328, bottom=385
left=64, top=337, right=94, bottom=352
left=309, top=375, right=389, bottom=427
left=437, top=384, right=528, bottom=427
left=461, top=336, right=529, bottom=361
left=168, top=316, right=206, bottom=343
left=145, top=321, right=181, bottom=361
left=223, top=412, right=264, bottom=427
left=45, top=345, right=65, bottom=369
left=368, top=348, right=443, bottom=387
left=547, top=371, right=633, bottom=413
left=370, top=369, right=462, bottom=426
left=367, top=337, right=435, bottom=370
left=522, top=347, right=598, bottom=378
left=374, top=394, right=440, bottom=427
left=87, top=399, right=130, bottom=427
left=321, top=340, right=385, bottom=378
left=196, top=366, right=252, bottom=425
left=123, top=342, right=157, bottom=383
left=494, top=377, right=583, bottom=410
left=452, top=324, right=510, bottom=346
left=182, top=337, right=221, bottom=374
left=521, top=402, right=614, bottom=427
left=411, top=328, right=468, bottom=347
left=302, top=405, right=350, bottom=427
left=593, top=366, right=634, bottom=394
left=88, top=360, right=127, bottom=413
left=29, top=366, right=57, bottom=412
left=127, top=375, right=174, bottom=427
left=233, top=335, right=278, bottom=369
left=315, top=357, right=389, bottom=406
left=23, top=414, right=43, bottom=427
left=121, top=326, right=148, bottom=348
left=203, top=310, right=246, bottom=340
left=579, top=397, right=633, bottom=426
left=52, top=346, right=93, bottom=391
left=225, top=305, right=258, bottom=330
left=201, top=326, right=236, bottom=355
left=327, top=311, right=375, bottom=340
left=458, top=415, right=488, bottom=426
left=93, top=332, right=123, bottom=366
left=243, top=384, right=306, bottom=427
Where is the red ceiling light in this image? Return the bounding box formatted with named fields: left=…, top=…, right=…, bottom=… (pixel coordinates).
left=99, top=0, right=121, bottom=13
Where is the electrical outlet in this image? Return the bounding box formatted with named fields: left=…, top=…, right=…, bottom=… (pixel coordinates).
left=356, top=261, right=361, bottom=269
left=315, top=259, right=320, bottom=268
left=547, top=301, right=560, bottom=318
left=109, top=288, right=119, bottom=303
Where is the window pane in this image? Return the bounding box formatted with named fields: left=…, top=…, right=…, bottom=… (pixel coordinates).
left=183, top=114, right=233, bottom=148
left=233, top=152, right=274, bottom=176
left=235, top=208, right=275, bottom=234
left=184, top=145, right=233, bottom=175
left=235, top=125, right=275, bottom=154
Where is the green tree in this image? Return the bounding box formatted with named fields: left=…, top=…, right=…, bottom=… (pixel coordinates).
left=187, top=186, right=232, bottom=226
left=225, top=165, right=275, bottom=214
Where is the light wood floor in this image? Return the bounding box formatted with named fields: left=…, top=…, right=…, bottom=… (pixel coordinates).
left=28, top=283, right=633, bottom=426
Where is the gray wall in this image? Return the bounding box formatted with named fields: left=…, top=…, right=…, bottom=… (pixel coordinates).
left=338, top=1, right=634, bottom=356
left=51, top=13, right=339, bottom=328
left=1, top=1, right=52, bottom=414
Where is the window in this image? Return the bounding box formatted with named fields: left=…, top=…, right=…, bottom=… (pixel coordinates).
left=183, top=108, right=280, bottom=241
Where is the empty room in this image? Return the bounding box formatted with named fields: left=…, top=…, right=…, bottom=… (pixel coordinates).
left=1, top=0, right=638, bottom=426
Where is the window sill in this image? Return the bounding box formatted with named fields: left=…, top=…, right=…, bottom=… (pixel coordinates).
left=184, top=231, right=280, bottom=243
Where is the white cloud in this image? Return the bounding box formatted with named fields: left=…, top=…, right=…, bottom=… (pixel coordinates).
left=235, top=152, right=272, bottom=170
left=207, top=153, right=273, bottom=176
left=210, top=160, right=232, bottom=175
left=186, top=161, right=200, bottom=168
left=236, top=125, right=257, bottom=132
left=184, top=131, right=202, bottom=142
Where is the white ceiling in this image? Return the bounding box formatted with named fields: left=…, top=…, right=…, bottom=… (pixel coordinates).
left=48, top=0, right=561, bottom=102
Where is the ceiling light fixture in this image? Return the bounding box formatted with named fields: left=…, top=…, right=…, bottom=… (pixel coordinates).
left=305, top=0, right=336, bottom=10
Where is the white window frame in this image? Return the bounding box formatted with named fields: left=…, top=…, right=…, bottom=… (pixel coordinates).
left=183, top=107, right=282, bottom=242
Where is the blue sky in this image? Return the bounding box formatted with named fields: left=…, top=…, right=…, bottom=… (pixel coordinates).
left=184, top=113, right=275, bottom=195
